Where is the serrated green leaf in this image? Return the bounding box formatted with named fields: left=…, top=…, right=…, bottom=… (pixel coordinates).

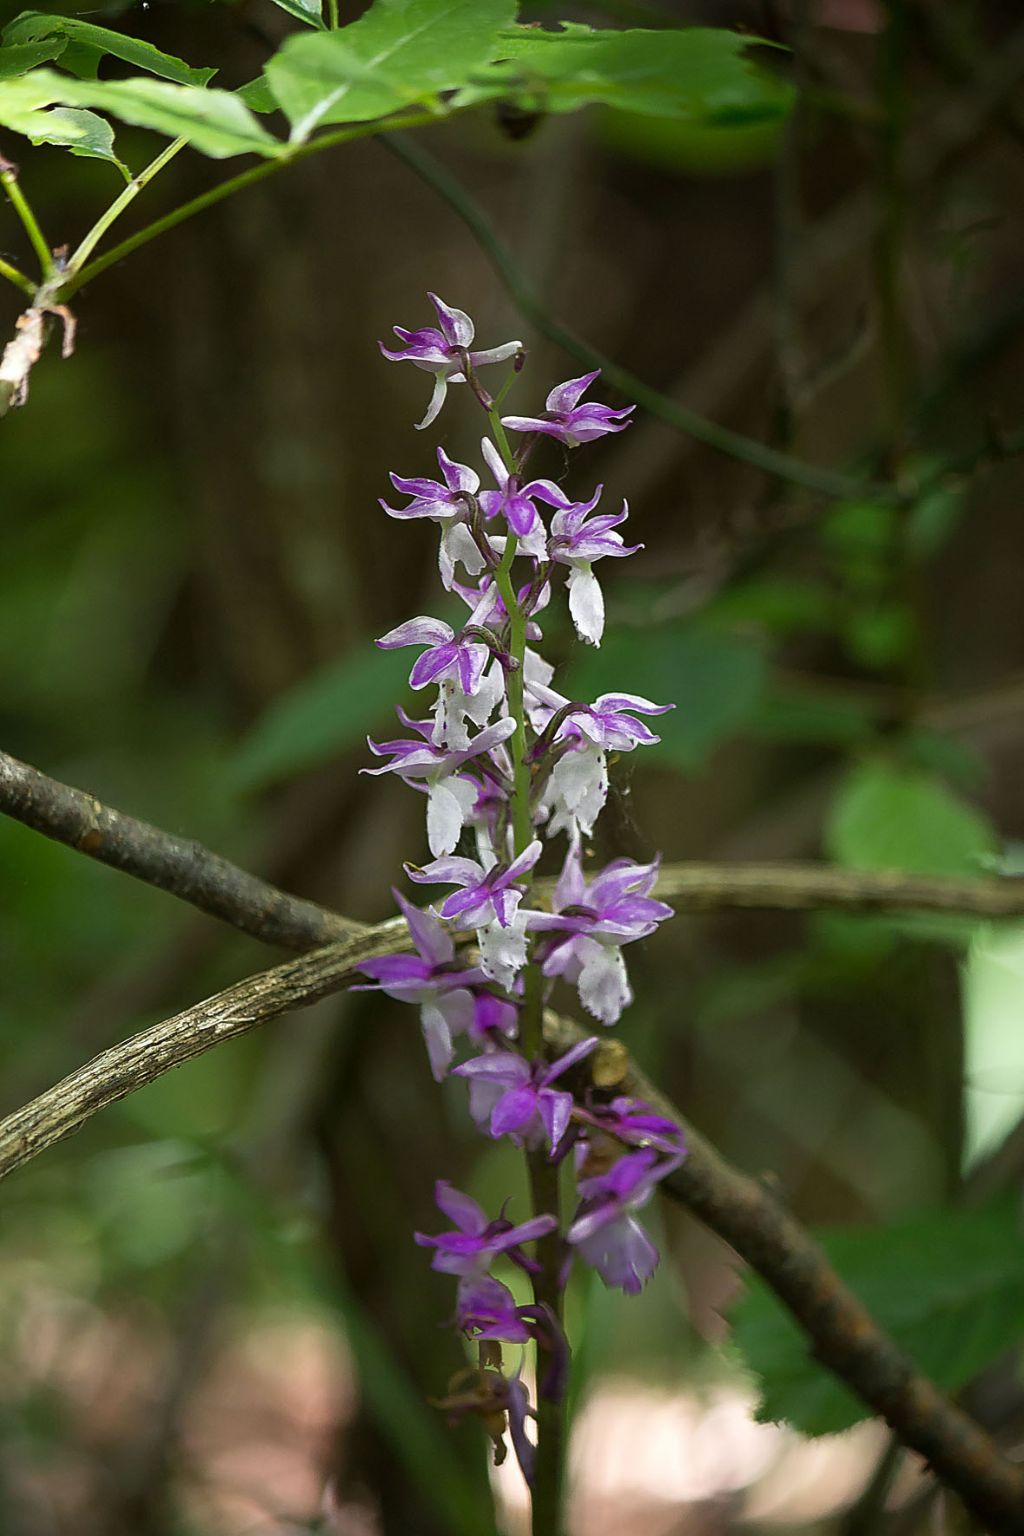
left=732, top=1203, right=1024, bottom=1436
left=268, top=0, right=325, bottom=28
left=457, top=24, right=792, bottom=124
left=2, top=11, right=215, bottom=86
left=826, top=759, right=997, bottom=877
left=266, top=0, right=517, bottom=141
left=565, top=621, right=766, bottom=771
left=0, top=70, right=281, bottom=158
left=230, top=645, right=413, bottom=789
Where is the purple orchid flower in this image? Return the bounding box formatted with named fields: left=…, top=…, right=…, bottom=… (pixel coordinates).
left=525, top=685, right=672, bottom=842
left=503, top=369, right=634, bottom=448
left=478, top=437, right=573, bottom=539
left=380, top=447, right=489, bottom=589
left=582, top=1096, right=685, bottom=1157
left=469, top=988, right=520, bottom=1046
left=453, top=569, right=550, bottom=636
left=546, top=491, right=641, bottom=645
left=455, top=1281, right=570, bottom=1406
left=567, top=1147, right=682, bottom=1295
left=380, top=294, right=521, bottom=430
left=537, top=687, right=674, bottom=753
left=526, top=843, right=673, bottom=1024
left=455, top=1273, right=533, bottom=1343
left=415, top=1181, right=556, bottom=1279
left=363, top=711, right=515, bottom=857
left=405, top=840, right=543, bottom=930
left=353, top=891, right=485, bottom=1080
left=454, top=1037, right=599, bottom=1153
left=376, top=615, right=491, bottom=696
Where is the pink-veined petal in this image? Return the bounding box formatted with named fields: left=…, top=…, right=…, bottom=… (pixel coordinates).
left=429, top=293, right=474, bottom=348
left=377, top=615, right=452, bottom=650
left=546, top=370, right=601, bottom=413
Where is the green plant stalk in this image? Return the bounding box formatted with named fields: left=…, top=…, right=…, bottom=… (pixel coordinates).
left=0, top=167, right=52, bottom=278
left=0, top=254, right=35, bottom=299
left=327, top=0, right=340, bottom=25
left=59, top=108, right=439, bottom=298
left=67, top=135, right=188, bottom=274
left=487, top=404, right=566, bottom=1536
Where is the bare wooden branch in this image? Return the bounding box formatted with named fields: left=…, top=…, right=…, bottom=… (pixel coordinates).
left=543, top=1014, right=1024, bottom=1536
left=648, top=860, right=1024, bottom=919
left=0, top=918, right=407, bottom=1180
left=0, top=749, right=357, bottom=949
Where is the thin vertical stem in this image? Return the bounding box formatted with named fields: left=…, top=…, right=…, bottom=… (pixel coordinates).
left=0, top=163, right=53, bottom=278
left=486, top=401, right=567, bottom=1535
left=327, top=0, right=340, bottom=26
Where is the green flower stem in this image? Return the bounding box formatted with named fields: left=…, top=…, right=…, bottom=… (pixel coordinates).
left=0, top=254, right=35, bottom=300
left=487, top=403, right=566, bottom=1536
left=67, top=136, right=188, bottom=275
left=0, top=166, right=53, bottom=279
left=527, top=1147, right=567, bottom=1536
left=327, top=0, right=340, bottom=25
left=59, top=109, right=439, bottom=299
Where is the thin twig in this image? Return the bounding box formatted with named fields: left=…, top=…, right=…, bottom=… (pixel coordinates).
left=542, top=1013, right=1024, bottom=1536
left=0, top=156, right=53, bottom=278
left=0, top=749, right=358, bottom=949
left=646, top=861, right=1024, bottom=919
left=0, top=253, right=35, bottom=299
left=0, top=919, right=407, bottom=1180
left=6, top=752, right=1024, bottom=957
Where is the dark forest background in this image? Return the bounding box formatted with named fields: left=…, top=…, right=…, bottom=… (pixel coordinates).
left=2, top=1, right=1024, bottom=1531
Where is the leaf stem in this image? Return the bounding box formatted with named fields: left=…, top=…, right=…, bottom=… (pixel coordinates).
left=67, top=136, right=188, bottom=274
left=327, top=0, right=340, bottom=25
left=0, top=164, right=53, bottom=279
left=59, top=109, right=438, bottom=298
left=0, top=254, right=36, bottom=300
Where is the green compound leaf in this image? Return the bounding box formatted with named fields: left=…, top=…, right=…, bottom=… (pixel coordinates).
left=2, top=11, right=216, bottom=86
left=732, top=1202, right=1024, bottom=1436
left=0, top=71, right=281, bottom=158
left=827, top=759, right=997, bottom=878
left=458, top=23, right=792, bottom=124
left=230, top=645, right=414, bottom=789
left=266, top=0, right=517, bottom=141
left=565, top=621, right=767, bottom=771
